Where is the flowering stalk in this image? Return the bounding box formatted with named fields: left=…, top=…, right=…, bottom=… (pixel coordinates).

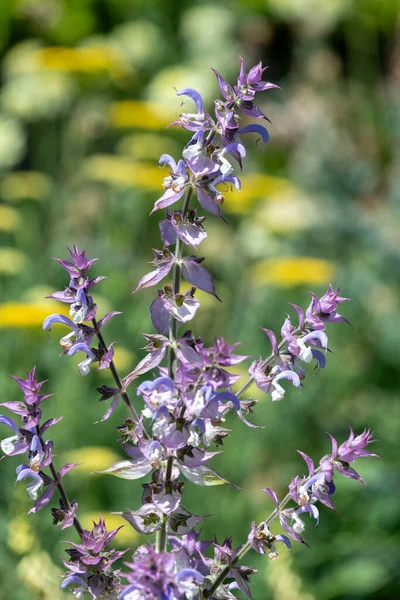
left=0, top=57, right=379, bottom=600
left=0, top=368, right=82, bottom=536
left=34, top=423, right=83, bottom=537
left=168, top=187, right=194, bottom=379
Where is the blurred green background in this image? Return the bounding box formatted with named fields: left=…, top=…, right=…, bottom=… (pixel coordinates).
left=0, top=0, right=399, bottom=598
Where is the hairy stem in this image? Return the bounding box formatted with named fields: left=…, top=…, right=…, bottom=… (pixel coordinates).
left=204, top=468, right=320, bottom=597
left=36, top=427, right=83, bottom=537
left=92, top=317, right=142, bottom=426
left=168, top=186, right=193, bottom=379
left=156, top=186, right=193, bottom=553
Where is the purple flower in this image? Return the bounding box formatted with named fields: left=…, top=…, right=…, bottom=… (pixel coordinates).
left=306, top=284, right=350, bottom=330
left=234, top=57, right=279, bottom=119
left=151, top=154, right=189, bottom=213
left=62, top=516, right=124, bottom=599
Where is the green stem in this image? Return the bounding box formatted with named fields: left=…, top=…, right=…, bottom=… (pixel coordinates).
left=205, top=468, right=321, bottom=597
left=35, top=426, right=83, bottom=537
left=168, top=186, right=193, bottom=379
left=92, top=317, right=143, bottom=429
left=156, top=186, right=193, bottom=553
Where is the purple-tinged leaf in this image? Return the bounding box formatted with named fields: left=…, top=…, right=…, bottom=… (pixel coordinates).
left=58, top=463, right=80, bottom=479
left=96, top=312, right=122, bottom=329
left=96, top=395, right=119, bottom=423
left=94, top=459, right=152, bottom=480
left=122, top=344, right=168, bottom=389
left=98, top=342, right=115, bottom=370
left=178, top=464, right=241, bottom=489
left=0, top=402, right=28, bottom=415
left=163, top=293, right=200, bottom=323
left=150, top=296, right=171, bottom=335
left=29, top=485, right=55, bottom=513
left=297, top=450, right=315, bottom=475
left=134, top=261, right=174, bottom=293
left=196, top=188, right=227, bottom=222
left=288, top=303, right=305, bottom=329
left=160, top=218, right=178, bottom=245
left=260, top=328, right=278, bottom=354
left=151, top=188, right=186, bottom=214
left=181, top=258, right=221, bottom=300
left=40, top=416, right=63, bottom=433
left=262, top=487, right=279, bottom=507
left=118, top=504, right=162, bottom=534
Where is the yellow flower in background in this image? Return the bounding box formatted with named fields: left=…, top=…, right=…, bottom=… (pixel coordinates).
left=65, top=446, right=123, bottom=473
left=223, top=173, right=293, bottom=214
left=8, top=515, right=35, bottom=554
left=0, top=171, right=52, bottom=201
left=0, top=301, right=68, bottom=327
left=250, top=257, right=335, bottom=287
left=268, top=550, right=315, bottom=600
left=110, top=99, right=176, bottom=129
left=17, top=550, right=67, bottom=600
left=33, top=45, right=131, bottom=79
left=0, top=248, right=27, bottom=275
left=0, top=205, right=20, bottom=232
left=80, top=512, right=138, bottom=547
left=117, top=133, right=180, bottom=162
left=83, top=154, right=165, bottom=190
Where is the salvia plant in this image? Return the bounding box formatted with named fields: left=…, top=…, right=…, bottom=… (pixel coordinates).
left=0, top=58, right=378, bottom=600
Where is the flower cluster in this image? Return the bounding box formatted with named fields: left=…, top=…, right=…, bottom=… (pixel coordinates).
left=61, top=517, right=125, bottom=600
left=0, top=368, right=77, bottom=518
left=43, top=245, right=119, bottom=378
left=101, top=338, right=247, bottom=524
left=248, top=284, right=349, bottom=402
left=249, top=429, right=378, bottom=557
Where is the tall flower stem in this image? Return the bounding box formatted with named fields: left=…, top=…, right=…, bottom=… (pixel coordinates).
left=156, top=186, right=193, bottom=554
left=35, top=426, right=83, bottom=537
left=203, top=467, right=321, bottom=598
left=202, top=492, right=292, bottom=598
left=92, top=317, right=141, bottom=426
left=168, top=186, right=193, bottom=379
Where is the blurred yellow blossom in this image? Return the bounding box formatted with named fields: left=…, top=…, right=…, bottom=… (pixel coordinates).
left=0, top=205, right=20, bottom=232
left=256, top=188, right=321, bottom=234
left=0, top=115, right=26, bottom=171
left=17, top=550, right=68, bottom=600
left=0, top=301, right=68, bottom=327
left=80, top=512, right=139, bottom=546
left=109, top=345, right=135, bottom=372
left=7, top=515, right=35, bottom=554
left=0, top=248, right=27, bottom=275
left=1, top=71, right=76, bottom=120
left=117, top=133, right=180, bottom=162
left=250, top=257, right=335, bottom=287
left=110, top=99, right=176, bottom=129
left=33, top=45, right=131, bottom=79
left=223, top=174, right=294, bottom=214
left=268, top=550, right=315, bottom=600
left=65, top=446, right=122, bottom=473
left=83, top=154, right=164, bottom=190
left=0, top=171, right=52, bottom=201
